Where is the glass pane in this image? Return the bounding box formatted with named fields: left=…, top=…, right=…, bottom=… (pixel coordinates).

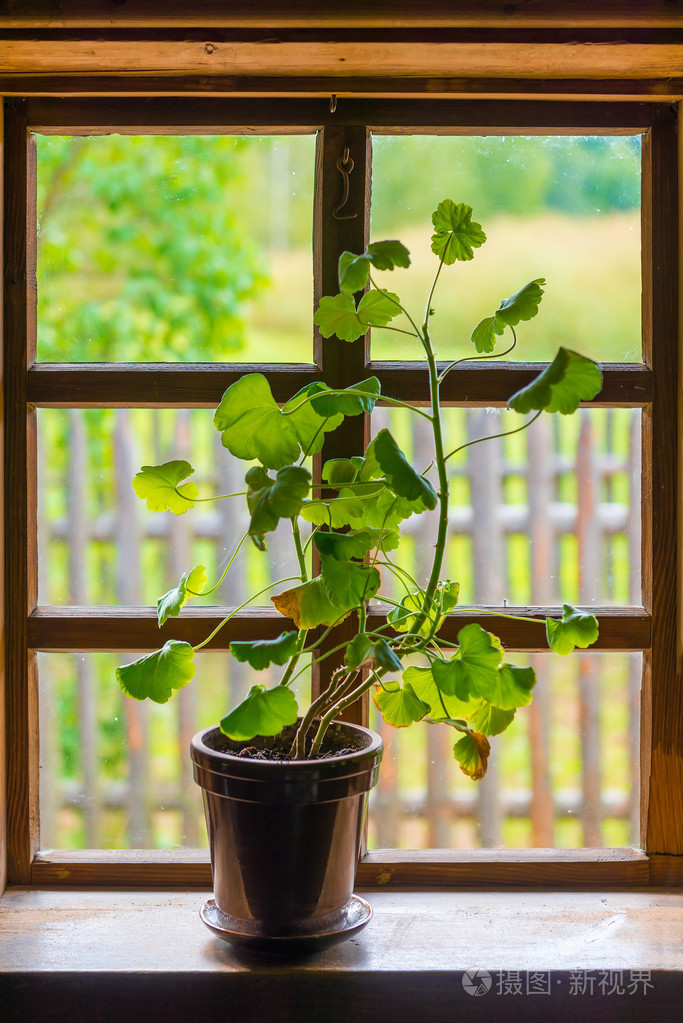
left=372, top=406, right=641, bottom=606
left=36, top=135, right=315, bottom=363
left=370, top=135, right=641, bottom=362
left=38, top=651, right=311, bottom=851
left=37, top=408, right=310, bottom=607
left=368, top=652, right=641, bottom=850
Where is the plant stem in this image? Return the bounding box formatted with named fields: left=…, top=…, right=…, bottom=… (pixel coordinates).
left=444, top=410, right=542, bottom=462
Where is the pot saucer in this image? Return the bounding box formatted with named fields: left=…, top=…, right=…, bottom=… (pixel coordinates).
left=200, top=894, right=372, bottom=955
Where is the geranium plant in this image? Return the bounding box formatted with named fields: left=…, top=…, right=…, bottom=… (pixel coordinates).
left=116, top=199, right=601, bottom=779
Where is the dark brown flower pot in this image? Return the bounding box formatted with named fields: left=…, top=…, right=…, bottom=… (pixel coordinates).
left=191, top=719, right=383, bottom=953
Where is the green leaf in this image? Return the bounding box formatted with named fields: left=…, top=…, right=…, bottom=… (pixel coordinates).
left=272, top=577, right=352, bottom=629
left=373, top=681, right=430, bottom=727
left=487, top=663, right=537, bottom=710
left=444, top=624, right=503, bottom=702
left=338, top=251, right=371, bottom=295
left=431, top=200, right=486, bottom=265
left=366, top=240, right=411, bottom=271
left=310, top=376, right=381, bottom=417
left=245, top=465, right=311, bottom=537
left=214, top=374, right=300, bottom=469
left=471, top=280, right=546, bottom=354
left=313, top=529, right=377, bottom=561
left=322, top=458, right=360, bottom=486
left=314, top=290, right=400, bottom=342
left=508, top=348, right=603, bottom=415
left=356, top=289, right=402, bottom=328
left=452, top=732, right=491, bottom=780
left=132, top=460, right=198, bottom=514
left=546, top=604, right=600, bottom=655
left=495, top=278, right=546, bottom=327
left=116, top=641, right=195, bottom=705
left=345, top=635, right=403, bottom=673
left=471, top=315, right=505, bottom=354
left=337, top=241, right=411, bottom=295
left=371, top=429, right=438, bottom=510
left=469, top=703, right=516, bottom=737
left=214, top=374, right=342, bottom=470
left=229, top=631, right=299, bottom=670
left=320, top=554, right=380, bottom=607
left=302, top=480, right=416, bottom=531
left=220, top=684, right=299, bottom=742
left=314, top=292, right=366, bottom=341
left=387, top=580, right=460, bottom=637
left=283, top=382, right=343, bottom=456
left=403, top=665, right=481, bottom=720
left=156, top=564, right=207, bottom=627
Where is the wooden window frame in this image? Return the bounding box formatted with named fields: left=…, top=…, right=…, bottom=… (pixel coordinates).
left=2, top=92, right=681, bottom=891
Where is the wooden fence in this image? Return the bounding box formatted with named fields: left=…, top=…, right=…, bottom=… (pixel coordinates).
left=36, top=405, right=641, bottom=851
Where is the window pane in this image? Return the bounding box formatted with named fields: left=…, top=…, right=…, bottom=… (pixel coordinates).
left=38, top=651, right=311, bottom=851
left=37, top=408, right=310, bottom=606
left=368, top=652, right=641, bottom=850
left=36, top=135, right=315, bottom=363
left=370, top=135, right=641, bottom=363
left=372, top=407, right=641, bottom=606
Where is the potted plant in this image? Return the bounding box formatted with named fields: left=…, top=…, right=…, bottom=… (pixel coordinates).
left=116, top=199, right=601, bottom=953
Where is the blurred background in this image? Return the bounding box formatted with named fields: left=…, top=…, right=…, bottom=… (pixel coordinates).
left=36, top=132, right=642, bottom=852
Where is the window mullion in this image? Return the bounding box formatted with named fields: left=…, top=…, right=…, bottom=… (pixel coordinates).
left=311, top=124, right=370, bottom=719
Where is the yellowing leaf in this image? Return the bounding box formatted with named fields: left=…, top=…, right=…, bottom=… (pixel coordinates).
left=271, top=578, right=352, bottom=629
left=453, top=731, right=491, bottom=780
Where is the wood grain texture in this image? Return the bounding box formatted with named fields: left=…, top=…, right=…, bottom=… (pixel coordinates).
left=312, top=124, right=370, bottom=724
left=26, top=96, right=653, bottom=133
left=0, top=100, right=5, bottom=898
left=3, top=102, right=39, bottom=885
left=4, top=1, right=683, bottom=29
left=28, top=847, right=681, bottom=890
left=27, top=362, right=322, bottom=406
left=641, top=105, right=683, bottom=855
left=26, top=363, right=651, bottom=408
left=26, top=606, right=650, bottom=652
left=2, top=74, right=682, bottom=100
left=6, top=39, right=683, bottom=79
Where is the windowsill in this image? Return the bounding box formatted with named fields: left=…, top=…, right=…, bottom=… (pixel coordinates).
left=1, top=888, right=681, bottom=1021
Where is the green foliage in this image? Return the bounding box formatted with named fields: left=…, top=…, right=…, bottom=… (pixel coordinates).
left=246, top=465, right=311, bottom=539
left=431, top=201, right=487, bottom=264
left=220, top=684, right=299, bottom=741
left=132, top=460, right=198, bottom=514
left=118, top=196, right=601, bottom=767
left=116, top=641, right=195, bottom=705
left=229, top=632, right=299, bottom=670
left=157, top=565, right=207, bottom=627
left=313, top=290, right=401, bottom=342
left=509, top=348, right=603, bottom=415
left=214, top=374, right=341, bottom=469
left=373, top=681, right=430, bottom=727
left=546, top=604, right=600, bottom=654
left=471, top=279, right=545, bottom=353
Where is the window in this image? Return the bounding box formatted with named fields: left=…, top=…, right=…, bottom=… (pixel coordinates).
left=3, top=96, right=680, bottom=887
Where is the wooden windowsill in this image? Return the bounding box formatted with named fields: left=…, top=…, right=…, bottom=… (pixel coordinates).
left=0, top=888, right=681, bottom=1022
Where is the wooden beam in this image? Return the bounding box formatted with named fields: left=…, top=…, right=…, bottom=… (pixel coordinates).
left=3, top=102, right=39, bottom=885
left=25, top=97, right=654, bottom=133
left=26, top=363, right=652, bottom=408
left=26, top=605, right=650, bottom=652
left=2, top=75, right=682, bottom=101
left=641, top=105, right=683, bottom=856
left=4, top=39, right=683, bottom=79
left=4, top=1, right=683, bottom=30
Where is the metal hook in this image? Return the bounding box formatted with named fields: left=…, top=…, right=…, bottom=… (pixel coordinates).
left=329, top=93, right=337, bottom=113
left=332, top=146, right=357, bottom=220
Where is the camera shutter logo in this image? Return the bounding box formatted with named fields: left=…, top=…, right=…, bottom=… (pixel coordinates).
left=462, top=970, right=493, bottom=996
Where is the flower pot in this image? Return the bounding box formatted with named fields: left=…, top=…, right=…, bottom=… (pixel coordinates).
left=191, top=719, right=383, bottom=952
